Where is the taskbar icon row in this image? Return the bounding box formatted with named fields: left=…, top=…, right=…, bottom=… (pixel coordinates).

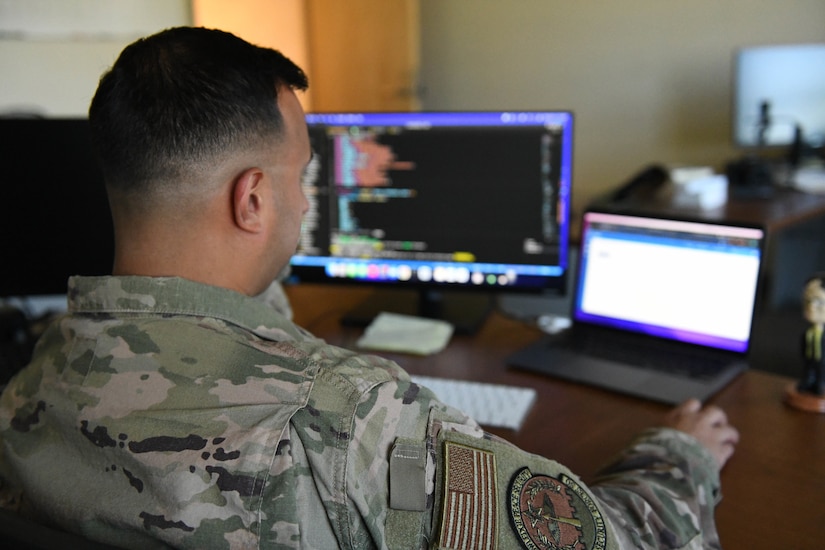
left=324, top=261, right=518, bottom=286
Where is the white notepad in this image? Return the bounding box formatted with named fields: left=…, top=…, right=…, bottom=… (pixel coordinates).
left=357, top=313, right=454, bottom=355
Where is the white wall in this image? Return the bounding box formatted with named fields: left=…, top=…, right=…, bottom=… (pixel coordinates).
left=0, top=0, right=191, bottom=116
left=419, top=0, right=825, bottom=218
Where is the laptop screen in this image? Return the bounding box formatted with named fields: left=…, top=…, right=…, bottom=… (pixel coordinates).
left=575, top=211, right=765, bottom=353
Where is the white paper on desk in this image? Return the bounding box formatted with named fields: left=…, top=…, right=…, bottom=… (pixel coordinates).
left=356, top=312, right=454, bottom=355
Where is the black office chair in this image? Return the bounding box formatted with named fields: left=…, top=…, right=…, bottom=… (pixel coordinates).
left=0, top=508, right=123, bottom=550
left=0, top=306, right=34, bottom=387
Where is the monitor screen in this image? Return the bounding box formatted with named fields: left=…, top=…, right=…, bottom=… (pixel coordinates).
left=291, top=111, right=574, bottom=307
left=0, top=118, right=114, bottom=298
left=575, top=211, right=764, bottom=353
left=733, top=43, right=825, bottom=148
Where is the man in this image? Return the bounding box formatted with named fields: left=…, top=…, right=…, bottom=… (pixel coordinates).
left=0, top=27, right=738, bottom=549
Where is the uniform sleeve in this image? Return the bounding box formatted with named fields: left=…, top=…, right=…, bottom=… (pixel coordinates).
left=344, top=370, right=614, bottom=549
left=589, top=427, right=723, bottom=549
left=342, top=369, right=477, bottom=549
left=292, top=351, right=472, bottom=549
left=337, top=366, right=722, bottom=550
left=423, top=422, right=722, bottom=550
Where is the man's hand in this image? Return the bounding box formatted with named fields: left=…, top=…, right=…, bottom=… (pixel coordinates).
left=666, top=399, right=739, bottom=469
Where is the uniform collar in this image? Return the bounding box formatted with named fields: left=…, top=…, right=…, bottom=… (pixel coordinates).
left=67, top=276, right=308, bottom=341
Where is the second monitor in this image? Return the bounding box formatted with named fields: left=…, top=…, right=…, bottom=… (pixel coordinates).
left=291, top=111, right=575, bottom=330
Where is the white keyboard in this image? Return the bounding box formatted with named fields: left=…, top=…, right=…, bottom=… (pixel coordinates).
left=410, top=375, right=537, bottom=430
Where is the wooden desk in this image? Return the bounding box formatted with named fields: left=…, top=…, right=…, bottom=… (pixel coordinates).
left=609, top=183, right=825, bottom=231
left=286, top=283, right=825, bottom=549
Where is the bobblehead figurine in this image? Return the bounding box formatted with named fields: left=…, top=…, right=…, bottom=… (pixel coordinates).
left=786, top=272, right=825, bottom=413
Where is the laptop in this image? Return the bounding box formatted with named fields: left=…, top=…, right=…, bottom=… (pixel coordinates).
left=508, top=209, right=765, bottom=404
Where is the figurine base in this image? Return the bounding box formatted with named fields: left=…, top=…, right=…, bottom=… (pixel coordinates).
left=785, top=383, right=825, bottom=413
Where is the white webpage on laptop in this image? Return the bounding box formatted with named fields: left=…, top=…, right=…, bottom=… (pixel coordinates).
left=580, top=235, right=760, bottom=344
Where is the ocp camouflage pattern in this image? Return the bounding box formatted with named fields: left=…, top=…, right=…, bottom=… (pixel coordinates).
left=0, top=276, right=724, bottom=548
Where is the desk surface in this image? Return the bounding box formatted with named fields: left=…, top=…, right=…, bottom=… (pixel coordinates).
left=612, top=185, right=825, bottom=231
left=719, top=186, right=825, bottom=230
left=285, top=283, right=825, bottom=549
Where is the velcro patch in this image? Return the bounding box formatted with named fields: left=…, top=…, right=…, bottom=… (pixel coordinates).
left=389, top=441, right=427, bottom=511
left=438, top=441, right=497, bottom=550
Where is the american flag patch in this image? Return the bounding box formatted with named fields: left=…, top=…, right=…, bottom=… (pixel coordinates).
left=438, top=442, right=498, bottom=550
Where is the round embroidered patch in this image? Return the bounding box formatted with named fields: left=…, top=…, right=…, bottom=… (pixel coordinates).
left=509, top=468, right=607, bottom=550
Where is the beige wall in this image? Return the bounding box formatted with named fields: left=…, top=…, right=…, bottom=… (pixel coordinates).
left=419, top=0, right=825, bottom=219
left=4, top=0, right=822, bottom=217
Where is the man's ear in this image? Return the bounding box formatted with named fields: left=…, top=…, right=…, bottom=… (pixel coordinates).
left=232, top=167, right=267, bottom=233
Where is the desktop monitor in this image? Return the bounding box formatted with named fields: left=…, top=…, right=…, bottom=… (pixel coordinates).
left=733, top=43, right=825, bottom=149
left=0, top=118, right=114, bottom=299
left=291, top=110, right=575, bottom=330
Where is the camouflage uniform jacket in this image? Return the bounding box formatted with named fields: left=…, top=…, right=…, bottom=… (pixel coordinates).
left=0, top=276, right=724, bottom=549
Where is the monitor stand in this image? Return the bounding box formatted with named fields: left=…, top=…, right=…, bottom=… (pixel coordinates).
left=340, top=288, right=493, bottom=334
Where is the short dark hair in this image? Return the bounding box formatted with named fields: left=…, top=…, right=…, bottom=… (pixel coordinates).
left=88, top=27, right=308, bottom=193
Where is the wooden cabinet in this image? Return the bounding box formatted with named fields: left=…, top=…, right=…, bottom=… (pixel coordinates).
left=306, top=0, right=420, bottom=112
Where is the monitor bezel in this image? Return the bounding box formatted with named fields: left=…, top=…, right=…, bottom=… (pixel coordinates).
left=288, top=109, right=575, bottom=297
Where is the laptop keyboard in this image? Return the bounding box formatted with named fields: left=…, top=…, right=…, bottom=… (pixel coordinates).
left=575, top=333, right=729, bottom=380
